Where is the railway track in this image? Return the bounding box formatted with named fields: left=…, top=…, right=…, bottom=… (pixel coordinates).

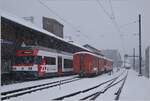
left=1, top=76, right=81, bottom=100
left=1, top=75, right=73, bottom=86
left=1, top=78, right=41, bottom=86
left=53, top=71, right=127, bottom=100
left=81, top=71, right=128, bottom=100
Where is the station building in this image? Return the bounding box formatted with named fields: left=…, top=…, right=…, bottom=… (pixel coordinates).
left=83, top=44, right=103, bottom=56
left=1, top=12, right=90, bottom=79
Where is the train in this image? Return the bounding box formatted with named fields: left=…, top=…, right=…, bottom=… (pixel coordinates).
left=12, top=46, right=113, bottom=79
left=73, top=51, right=113, bottom=77
left=12, top=46, right=74, bottom=78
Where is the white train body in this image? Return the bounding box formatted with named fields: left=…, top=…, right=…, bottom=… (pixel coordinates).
left=12, top=46, right=73, bottom=77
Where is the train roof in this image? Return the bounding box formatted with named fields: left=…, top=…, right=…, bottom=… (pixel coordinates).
left=73, top=51, right=112, bottom=61
left=1, top=10, right=91, bottom=52
left=17, top=45, right=73, bottom=56
left=73, top=52, right=100, bottom=59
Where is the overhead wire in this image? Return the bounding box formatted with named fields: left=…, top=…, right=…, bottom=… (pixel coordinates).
left=38, top=0, right=137, bottom=53
left=96, top=0, right=138, bottom=57
left=96, top=0, right=126, bottom=54
left=119, top=20, right=138, bottom=37
left=108, top=0, right=139, bottom=56
left=96, top=0, right=112, bottom=20
left=108, top=0, right=115, bottom=20
left=37, top=0, right=89, bottom=39
left=109, top=0, right=127, bottom=56
left=119, top=20, right=138, bottom=28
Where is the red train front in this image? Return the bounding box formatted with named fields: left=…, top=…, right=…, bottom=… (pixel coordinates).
left=73, top=51, right=113, bottom=77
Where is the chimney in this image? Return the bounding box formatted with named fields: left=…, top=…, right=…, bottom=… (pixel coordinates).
left=43, top=17, right=64, bottom=38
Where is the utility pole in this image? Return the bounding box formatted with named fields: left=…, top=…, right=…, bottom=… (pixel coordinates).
left=124, top=54, right=126, bottom=68
left=133, top=48, right=135, bottom=70
left=139, top=14, right=142, bottom=75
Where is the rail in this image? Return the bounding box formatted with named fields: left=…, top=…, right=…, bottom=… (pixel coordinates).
left=1, top=76, right=80, bottom=100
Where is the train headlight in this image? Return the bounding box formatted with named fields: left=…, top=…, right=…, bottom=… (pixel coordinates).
left=93, top=67, right=98, bottom=71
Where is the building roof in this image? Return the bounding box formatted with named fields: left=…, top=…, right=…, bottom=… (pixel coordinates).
left=1, top=10, right=90, bottom=52
left=74, top=51, right=112, bottom=61
left=83, top=44, right=103, bottom=56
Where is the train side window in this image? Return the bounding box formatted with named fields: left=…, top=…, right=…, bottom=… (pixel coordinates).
left=35, top=56, right=42, bottom=64
left=45, top=57, right=51, bottom=65
left=64, top=59, right=72, bottom=68
left=45, top=57, right=56, bottom=65
left=50, top=57, right=56, bottom=65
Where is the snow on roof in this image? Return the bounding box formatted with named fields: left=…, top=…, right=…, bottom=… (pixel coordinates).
left=74, top=51, right=103, bottom=58
left=74, top=51, right=112, bottom=61
left=1, top=10, right=90, bottom=52
left=103, top=57, right=112, bottom=62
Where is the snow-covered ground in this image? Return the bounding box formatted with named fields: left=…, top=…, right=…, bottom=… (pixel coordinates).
left=121, top=70, right=150, bottom=100
left=1, top=68, right=150, bottom=101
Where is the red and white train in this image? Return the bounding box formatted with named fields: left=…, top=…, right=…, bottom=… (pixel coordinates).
left=12, top=46, right=113, bottom=78
left=12, top=46, right=73, bottom=78
left=73, top=51, right=113, bottom=77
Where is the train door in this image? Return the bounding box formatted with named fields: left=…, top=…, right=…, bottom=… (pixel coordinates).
left=79, top=54, right=84, bottom=76
left=98, top=58, right=100, bottom=74
left=57, top=56, right=62, bottom=76
left=38, top=57, right=46, bottom=77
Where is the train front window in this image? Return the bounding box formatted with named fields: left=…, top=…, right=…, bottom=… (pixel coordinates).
left=15, top=56, right=35, bottom=64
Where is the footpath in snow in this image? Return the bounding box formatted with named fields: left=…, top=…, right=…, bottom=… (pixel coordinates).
left=121, top=69, right=150, bottom=100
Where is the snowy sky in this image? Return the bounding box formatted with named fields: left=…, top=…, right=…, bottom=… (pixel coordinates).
left=1, top=0, right=150, bottom=58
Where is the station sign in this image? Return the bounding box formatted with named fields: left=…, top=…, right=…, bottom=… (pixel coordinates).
left=16, top=49, right=38, bottom=56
